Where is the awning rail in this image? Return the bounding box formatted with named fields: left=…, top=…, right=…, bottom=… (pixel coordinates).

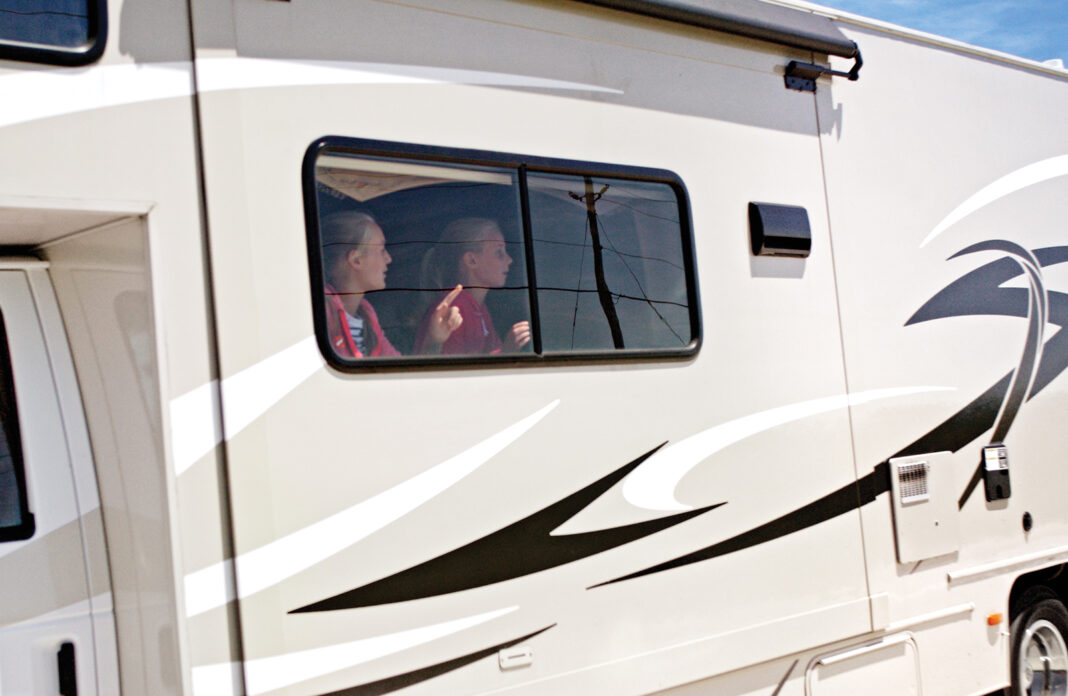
left=570, top=0, right=860, bottom=59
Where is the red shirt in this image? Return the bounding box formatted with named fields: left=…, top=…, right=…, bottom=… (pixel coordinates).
left=414, top=289, right=502, bottom=355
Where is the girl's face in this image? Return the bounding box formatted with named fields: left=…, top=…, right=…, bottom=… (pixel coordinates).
left=349, top=223, right=391, bottom=292
left=465, top=227, right=512, bottom=289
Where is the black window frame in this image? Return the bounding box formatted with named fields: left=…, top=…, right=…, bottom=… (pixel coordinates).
left=0, top=0, right=107, bottom=66
left=0, top=307, right=35, bottom=542
left=303, top=136, right=701, bottom=372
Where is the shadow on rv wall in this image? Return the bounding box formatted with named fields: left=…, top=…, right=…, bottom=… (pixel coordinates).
left=119, top=0, right=197, bottom=62
left=132, top=0, right=848, bottom=138
left=749, top=255, right=805, bottom=279
left=815, top=87, right=846, bottom=140
left=894, top=550, right=959, bottom=579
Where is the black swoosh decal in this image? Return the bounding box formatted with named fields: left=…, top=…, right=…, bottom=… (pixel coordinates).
left=892, top=374, right=1012, bottom=460
left=906, top=247, right=1068, bottom=424
left=909, top=243, right=1066, bottom=506
left=591, top=463, right=889, bottom=588
left=317, top=626, right=554, bottom=696
left=594, top=244, right=1068, bottom=587
left=945, top=242, right=1047, bottom=446
left=293, top=444, right=724, bottom=612
left=907, top=246, right=1068, bottom=328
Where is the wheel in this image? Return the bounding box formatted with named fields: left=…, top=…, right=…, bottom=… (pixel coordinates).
left=1010, top=590, right=1068, bottom=696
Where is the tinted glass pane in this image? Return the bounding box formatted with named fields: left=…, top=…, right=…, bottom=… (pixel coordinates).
left=0, top=437, right=16, bottom=525
left=0, top=429, right=17, bottom=527
left=0, top=0, right=90, bottom=48
left=313, top=154, right=532, bottom=360
left=0, top=310, right=30, bottom=538
left=528, top=173, right=692, bottom=352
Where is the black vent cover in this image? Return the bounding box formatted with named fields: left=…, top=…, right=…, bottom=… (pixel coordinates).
left=749, top=202, right=811, bottom=258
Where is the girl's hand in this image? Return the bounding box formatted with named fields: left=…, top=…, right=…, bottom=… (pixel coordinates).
left=503, top=320, right=532, bottom=352
left=423, top=285, right=464, bottom=352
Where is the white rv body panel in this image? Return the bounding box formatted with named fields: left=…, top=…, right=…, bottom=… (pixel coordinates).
left=0, top=0, right=1065, bottom=694
left=0, top=1, right=225, bottom=693
left=814, top=20, right=1068, bottom=696
left=185, top=3, right=878, bottom=692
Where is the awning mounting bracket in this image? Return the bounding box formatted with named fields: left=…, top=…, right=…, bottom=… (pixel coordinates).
left=785, top=52, right=863, bottom=92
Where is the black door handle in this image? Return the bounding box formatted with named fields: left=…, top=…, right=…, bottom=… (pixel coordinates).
left=57, top=641, right=78, bottom=696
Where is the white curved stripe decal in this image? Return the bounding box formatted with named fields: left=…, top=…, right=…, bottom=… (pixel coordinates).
left=183, top=401, right=558, bottom=617
left=191, top=661, right=241, bottom=696
left=195, top=56, right=623, bottom=94
left=183, top=558, right=236, bottom=620
left=921, top=154, right=1068, bottom=248
left=220, top=336, right=324, bottom=444
left=191, top=606, right=517, bottom=696
left=0, top=58, right=620, bottom=129
left=622, top=387, right=952, bottom=512
left=0, top=62, right=194, bottom=129
left=171, top=335, right=322, bottom=476
left=170, top=378, right=223, bottom=477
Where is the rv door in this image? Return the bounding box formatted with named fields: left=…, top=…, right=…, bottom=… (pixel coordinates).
left=0, top=262, right=118, bottom=696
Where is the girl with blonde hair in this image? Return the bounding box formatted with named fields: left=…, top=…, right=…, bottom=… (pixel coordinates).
left=322, top=211, right=461, bottom=358
left=414, top=217, right=530, bottom=355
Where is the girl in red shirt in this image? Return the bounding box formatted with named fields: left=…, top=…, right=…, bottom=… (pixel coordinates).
left=321, top=211, right=461, bottom=358
left=414, top=218, right=531, bottom=355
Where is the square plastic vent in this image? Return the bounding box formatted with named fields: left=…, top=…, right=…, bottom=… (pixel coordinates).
left=889, top=452, right=959, bottom=563
left=896, top=461, right=929, bottom=503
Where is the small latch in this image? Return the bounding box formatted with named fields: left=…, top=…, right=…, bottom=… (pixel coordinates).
left=499, top=645, right=534, bottom=671
left=784, top=51, right=863, bottom=92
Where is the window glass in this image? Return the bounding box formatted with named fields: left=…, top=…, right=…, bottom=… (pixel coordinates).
left=307, top=141, right=698, bottom=367
left=0, top=426, right=20, bottom=528
left=0, top=0, right=90, bottom=48
left=313, top=154, right=532, bottom=360
left=0, top=310, right=32, bottom=541
left=527, top=173, right=692, bottom=352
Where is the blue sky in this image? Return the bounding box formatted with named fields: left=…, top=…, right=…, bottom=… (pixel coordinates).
left=813, top=0, right=1067, bottom=64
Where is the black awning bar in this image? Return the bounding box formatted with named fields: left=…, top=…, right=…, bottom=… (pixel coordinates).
left=569, top=0, right=859, bottom=59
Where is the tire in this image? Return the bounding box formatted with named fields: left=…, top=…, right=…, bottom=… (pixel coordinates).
left=1010, top=590, right=1068, bottom=696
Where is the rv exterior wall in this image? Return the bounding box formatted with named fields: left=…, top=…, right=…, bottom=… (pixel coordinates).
left=0, top=0, right=226, bottom=692
left=821, top=22, right=1068, bottom=695
left=0, top=0, right=1066, bottom=694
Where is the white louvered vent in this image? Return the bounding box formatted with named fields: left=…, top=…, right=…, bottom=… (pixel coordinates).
left=896, top=461, right=929, bottom=503
left=889, top=453, right=958, bottom=563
